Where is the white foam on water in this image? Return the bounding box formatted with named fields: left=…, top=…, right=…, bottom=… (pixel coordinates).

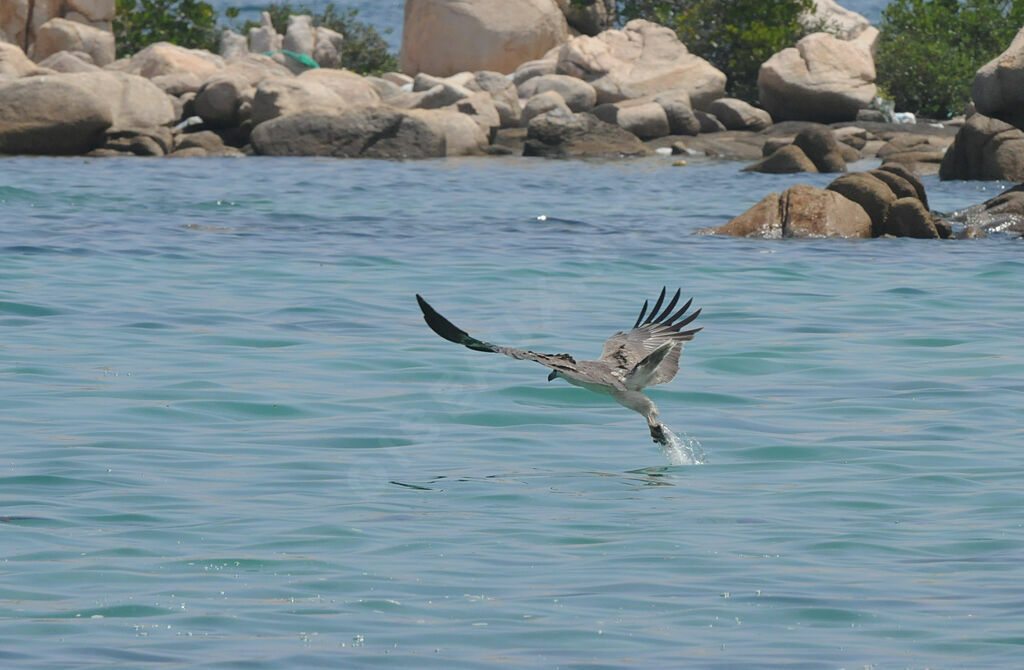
left=656, top=423, right=706, bottom=466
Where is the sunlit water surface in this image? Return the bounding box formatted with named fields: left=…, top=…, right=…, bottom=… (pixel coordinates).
left=1, top=155, right=1022, bottom=668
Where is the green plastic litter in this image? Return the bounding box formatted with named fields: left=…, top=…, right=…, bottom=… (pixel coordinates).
left=261, top=50, right=320, bottom=68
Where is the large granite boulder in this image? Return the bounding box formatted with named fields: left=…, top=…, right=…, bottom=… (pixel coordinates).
left=31, top=17, right=114, bottom=66
left=193, top=55, right=293, bottom=127
left=466, top=70, right=521, bottom=127
left=0, top=75, right=113, bottom=154
left=939, top=112, right=1024, bottom=182
left=114, top=41, right=224, bottom=96
left=592, top=100, right=670, bottom=139
left=655, top=91, right=701, bottom=135
left=742, top=144, right=818, bottom=174
left=37, top=50, right=101, bottom=73
left=826, top=172, right=895, bottom=236
left=521, top=90, right=572, bottom=126
left=251, top=77, right=346, bottom=126
left=408, top=107, right=489, bottom=156
left=792, top=125, right=846, bottom=172
left=523, top=109, right=651, bottom=158
left=708, top=98, right=772, bottom=131
left=298, top=68, right=381, bottom=106
left=698, top=184, right=872, bottom=238
left=73, top=70, right=176, bottom=128
left=0, top=42, right=51, bottom=77
left=758, top=32, right=876, bottom=122
left=883, top=197, right=940, bottom=238
left=972, top=26, right=1024, bottom=128
left=251, top=106, right=447, bottom=158
left=400, top=0, right=568, bottom=76
left=518, top=74, right=597, bottom=112
left=556, top=19, right=726, bottom=108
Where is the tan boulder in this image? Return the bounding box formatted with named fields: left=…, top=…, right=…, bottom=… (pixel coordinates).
left=972, top=26, right=1024, bottom=127
left=251, top=107, right=448, bottom=159
left=1, top=1, right=30, bottom=47
left=37, top=50, right=101, bottom=73
left=699, top=184, right=872, bottom=238
left=592, top=100, right=669, bottom=139
left=939, top=112, right=1024, bottom=182
left=68, top=70, right=176, bottom=128
left=521, top=90, right=572, bottom=126
left=881, top=197, right=940, bottom=238
left=0, top=75, right=113, bottom=154
left=194, top=55, right=293, bottom=127
left=518, top=74, right=597, bottom=112
left=298, top=69, right=381, bottom=106
left=826, top=172, right=895, bottom=236
left=0, top=42, right=51, bottom=77
left=792, top=125, right=846, bottom=172
left=758, top=32, right=876, bottom=122
left=118, top=42, right=223, bottom=81
left=466, top=71, right=521, bottom=127
left=400, top=0, right=568, bottom=76
left=67, top=0, right=115, bottom=22
left=742, top=144, right=818, bottom=174
left=250, top=77, right=346, bottom=126
left=557, top=20, right=726, bottom=108
left=708, top=98, right=771, bottom=131
left=523, top=109, right=651, bottom=158
left=409, top=108, right=489, bottom=155
left=655, top=91, right=701, bottom=135
left=32, top=17, right=114, bottom=66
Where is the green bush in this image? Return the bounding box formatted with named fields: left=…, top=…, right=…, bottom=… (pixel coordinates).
left=238, top=3, right=397, bottom=75
left=593, top=1, right=828, bottom=103
left=875, top=0, right=1024, bottom=119
left=114, top=0, right=220, bottom=57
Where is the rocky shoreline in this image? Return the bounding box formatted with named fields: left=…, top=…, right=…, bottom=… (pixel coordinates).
left=2, top=0, right=1023, bottom=238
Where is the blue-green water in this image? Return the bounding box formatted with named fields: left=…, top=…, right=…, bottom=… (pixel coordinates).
left=2, top=155, right=1023, bottom=668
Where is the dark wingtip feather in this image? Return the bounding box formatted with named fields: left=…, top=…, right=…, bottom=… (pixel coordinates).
left=643, top=287, right=667, bottom=325
left=416, top=294, right=471, bottom=345
left=656, top=288, right=681, bottom=323
left=633, top=299, right=649, bottom=329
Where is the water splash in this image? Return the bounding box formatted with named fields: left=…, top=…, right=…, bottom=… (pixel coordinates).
left=655, top=423, right=706, bottom=466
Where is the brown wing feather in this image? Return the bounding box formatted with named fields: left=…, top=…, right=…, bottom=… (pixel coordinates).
left=598, top=287, right=701, bottom=387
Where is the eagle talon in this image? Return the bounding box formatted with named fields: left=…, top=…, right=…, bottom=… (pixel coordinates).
left=649, top=423, right=666, bottom=443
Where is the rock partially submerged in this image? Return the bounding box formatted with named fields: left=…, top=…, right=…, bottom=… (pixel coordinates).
left=701, top=167, right=949, bottom=239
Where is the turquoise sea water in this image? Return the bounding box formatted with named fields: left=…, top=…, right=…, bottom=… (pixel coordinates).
left=2, top=155, right=1023, bottom=668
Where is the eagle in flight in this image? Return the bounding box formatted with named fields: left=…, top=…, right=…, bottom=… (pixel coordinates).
left=415, top=287, right=701, bottom=444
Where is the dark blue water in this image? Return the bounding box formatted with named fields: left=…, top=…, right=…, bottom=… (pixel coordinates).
left=2, top=154, right=1022, bottom=667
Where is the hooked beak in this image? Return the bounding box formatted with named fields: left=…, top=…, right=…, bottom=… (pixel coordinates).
left=547, top=370, right=558, bottom=382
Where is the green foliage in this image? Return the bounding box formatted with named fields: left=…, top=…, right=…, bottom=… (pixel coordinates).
left=114, top=0, right=220, bottom=57
left=875, top=0, right=1024, bottom=118
left=238, top=3, right=397, bottom=75
left=608, top=0, right=823, bottom=102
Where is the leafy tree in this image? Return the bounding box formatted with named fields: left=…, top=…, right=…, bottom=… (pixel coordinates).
left=114, top=0, right=220, bottom=57
left=238, top=3, right=397, bottom=75
left=875, top=0, right=1024, bottom=118
left=582, top=0, right=826, bottom=103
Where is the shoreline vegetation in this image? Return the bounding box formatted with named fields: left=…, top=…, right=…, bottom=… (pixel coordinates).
left=2, top=0, right=1024, bottom=238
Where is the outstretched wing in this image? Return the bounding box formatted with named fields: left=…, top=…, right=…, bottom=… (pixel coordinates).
left=416, top=294, right=580, bottom=375
left=598, top=287, right=701, bottom=388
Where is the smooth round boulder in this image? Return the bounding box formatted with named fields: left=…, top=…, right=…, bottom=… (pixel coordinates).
left=793, top=125, right=846, bottom=172
left=0, top=76, right=112, bottom=154
left=251, top=106, right=447, bottom=159
left=826, top=172, right=896, bottom=236
left=882, top=198, right=940, bottom=238
left=758, top=32, right=876, bottom=123
left=708, top=98, right=772, bottom=131
left=401, top=0, right=568, bottom=76
left=743, top=145, right=818, bottom=174
left=518, top=74, right=597, bottom=112
left=33, top=17, right=114, bottom=67
left=523, top=110, right=651, bottom=159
